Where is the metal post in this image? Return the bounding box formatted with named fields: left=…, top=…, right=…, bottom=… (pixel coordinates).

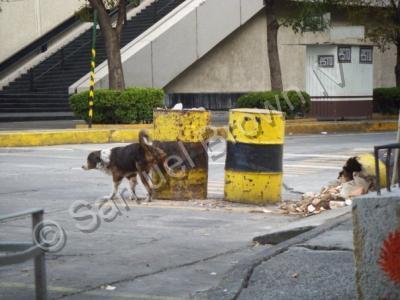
left=32, top=211, right=47, bottom=300
left=88, top=9, right=97, bottom=129
left=386, top=148, right=392, bottom=192
left=391, top=108, right=400, bottom=186
left=375, top=147, right=381, bottom=196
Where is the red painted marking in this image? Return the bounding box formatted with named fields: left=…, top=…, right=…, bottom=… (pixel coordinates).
left=379, top=229, right=400, bottom=285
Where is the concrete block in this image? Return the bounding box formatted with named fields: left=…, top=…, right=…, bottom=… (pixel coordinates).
left=352, top=190, right=400, bottom=299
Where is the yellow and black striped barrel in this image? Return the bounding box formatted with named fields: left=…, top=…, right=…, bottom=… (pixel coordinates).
left=152, top=109, right=211, bottom=200
left=224, top=109, right=285, bottom=204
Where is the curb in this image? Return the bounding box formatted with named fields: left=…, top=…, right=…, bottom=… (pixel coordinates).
left=0, top=128, right=146, bottom=147
left=286, top=120, right=398, bottom=135
left=192, top=212, right=351, bottom=300
left=0, top=120, right=397, bottom=147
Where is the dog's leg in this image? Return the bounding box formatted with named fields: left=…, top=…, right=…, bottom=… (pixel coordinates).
left=136, top=165, right=153, bottom=202
left=104, top=174, right=122, bottom=200
left=128, top=174, right=141, bottom=204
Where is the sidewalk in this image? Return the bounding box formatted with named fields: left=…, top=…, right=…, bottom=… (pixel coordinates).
left=195, top=213, right=355, bottom=300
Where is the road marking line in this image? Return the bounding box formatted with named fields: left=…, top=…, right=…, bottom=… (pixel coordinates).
left=285, top=164, right=341, bottom=170
left=284, top=153, right=349, bottom=159
left=0, top=153, right=81, bottom=159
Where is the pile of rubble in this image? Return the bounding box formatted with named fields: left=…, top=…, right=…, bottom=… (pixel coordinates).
left=279, top=157, right=377, bottom=216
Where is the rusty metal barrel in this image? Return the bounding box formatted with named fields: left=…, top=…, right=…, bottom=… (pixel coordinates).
left=152, top=109, right=211, bottom=200
left=224, top=109, right=285, bottom=204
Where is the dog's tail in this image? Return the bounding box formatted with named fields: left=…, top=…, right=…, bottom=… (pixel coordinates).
left=139, top=129, right=152, bottom=147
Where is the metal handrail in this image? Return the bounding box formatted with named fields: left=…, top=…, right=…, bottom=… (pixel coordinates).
left=0, top=209, right=47, bottom=300
left=0, top=16, right=77, bottom=77
left=30, top=0, right=176, bottom=86
left=374, top=143, right=400, bottom=195
left=28, top=0, right=170, bottom=88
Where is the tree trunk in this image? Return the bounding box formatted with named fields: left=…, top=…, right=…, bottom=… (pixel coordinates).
left=89, top=0, right=126, bottom=90
left=266, top=6, right=283, bottom=92
left=104, top=31, right=125, bottom=90
left=396, top=43, right=400, bottom=87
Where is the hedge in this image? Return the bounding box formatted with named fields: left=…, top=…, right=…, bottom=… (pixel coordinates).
left=69, top=88, right=164, bottom=124
left=236, top=90, right=311, bottom=118
left=373, top=87, right=400, bottom=114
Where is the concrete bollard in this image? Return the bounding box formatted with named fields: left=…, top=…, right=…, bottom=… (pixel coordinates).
left=352, top=191, right=400, bottom=299
left=224, top=109, right=285, bottom=204
left=152, top=109, right=210, bottom=200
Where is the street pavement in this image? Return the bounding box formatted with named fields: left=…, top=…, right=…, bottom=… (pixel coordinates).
left=0, top=132, right=395, bottom=299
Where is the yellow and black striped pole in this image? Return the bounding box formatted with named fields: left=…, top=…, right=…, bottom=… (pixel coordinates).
left=152, top=109, right=211, bottom=200
left=224, top=109, right=285, bottom=204
left=88, top=9, right=97, bottom=128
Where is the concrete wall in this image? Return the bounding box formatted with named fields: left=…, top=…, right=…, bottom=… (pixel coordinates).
left=0, top=0, right=82, bottom=63
left=164, top=10, right=396, bottom=94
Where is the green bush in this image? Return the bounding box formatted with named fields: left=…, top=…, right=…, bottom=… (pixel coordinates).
left=236, top=90, right=311, bottom=118
left=69, top=87, right=164, bottom=124
left=373, top=87, right=400, bottom=114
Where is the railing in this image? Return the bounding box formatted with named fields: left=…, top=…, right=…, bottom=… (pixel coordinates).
left=70, top=0, right=194, bottom=93
left=30, top=0, right=156, bottom=86
left=2, top=0, right=175, bottom=92
left=0, top=209, right=47, bottom=300
left=374, top=143, right=400, bottom=195
left=0, top=15, right=78, bottom=77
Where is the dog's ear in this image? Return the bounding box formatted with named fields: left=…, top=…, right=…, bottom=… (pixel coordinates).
left=139, top=130, right=153, bottom=146
left=85, top=151, right=102, bottom=169
left=345, top=157, right=362, bottom=173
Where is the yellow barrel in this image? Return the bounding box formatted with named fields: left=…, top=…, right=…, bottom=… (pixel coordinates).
left=224, top=109, right=285, bottom=204
left=152, top=109, right=211, bottom=200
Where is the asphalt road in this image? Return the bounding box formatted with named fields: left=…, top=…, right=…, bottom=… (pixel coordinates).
left=0, top=132, right=395, bottom=299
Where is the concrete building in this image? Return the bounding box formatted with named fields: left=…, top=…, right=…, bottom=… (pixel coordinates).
left=69, top=0, right=395, bottom=120
left=0, top=0, right=396, bottom=121
left=0, top=0, right=82, bottom=63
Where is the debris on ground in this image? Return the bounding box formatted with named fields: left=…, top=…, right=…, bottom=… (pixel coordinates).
left=101, top=285, right=116, bottom=291
left=279, top=156, right=377, bottom=216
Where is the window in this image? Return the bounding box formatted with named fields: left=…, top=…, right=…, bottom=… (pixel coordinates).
left=360, top=47, right=373, bottom=64
left=318, top=55, right=334, bottom=68
left=338, top=46, right=351, bottom=63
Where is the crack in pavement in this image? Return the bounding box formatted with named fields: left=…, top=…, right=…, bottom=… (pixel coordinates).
left=56, top=245, right=251, bottom=299
left=203, top=213, right=353, bottom=300
left=294, top=245, right=353, bottom=252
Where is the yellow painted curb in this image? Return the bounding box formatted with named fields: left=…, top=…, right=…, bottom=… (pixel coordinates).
left=285, top=121, right=398, bottom=135
left=0, top=120, right=397, bottom=147
left=0, top=130, right=110, bottom=147
left=0, top=129, right=155, bottom=147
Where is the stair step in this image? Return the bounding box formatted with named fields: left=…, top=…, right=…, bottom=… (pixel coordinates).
left=1, top=0, right=184, bottom=121
left=0, top=107, right=71, bottom=113
left=0, top=102, right=69, bottom=107
left=0, top=112, right=77, bottom=122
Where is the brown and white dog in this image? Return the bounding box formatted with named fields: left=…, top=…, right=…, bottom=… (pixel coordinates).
left=82, top=130, right=168, bottom=202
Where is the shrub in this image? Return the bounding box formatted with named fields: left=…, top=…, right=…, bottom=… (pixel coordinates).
left=373, top=87, right=400, bottom=114
left=69, top=87, right=164, bottom=124
left=236, top=90, right=311, bottom=118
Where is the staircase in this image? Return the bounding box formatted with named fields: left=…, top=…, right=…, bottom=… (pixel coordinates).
left=0, top=0, right=185, bottom=122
